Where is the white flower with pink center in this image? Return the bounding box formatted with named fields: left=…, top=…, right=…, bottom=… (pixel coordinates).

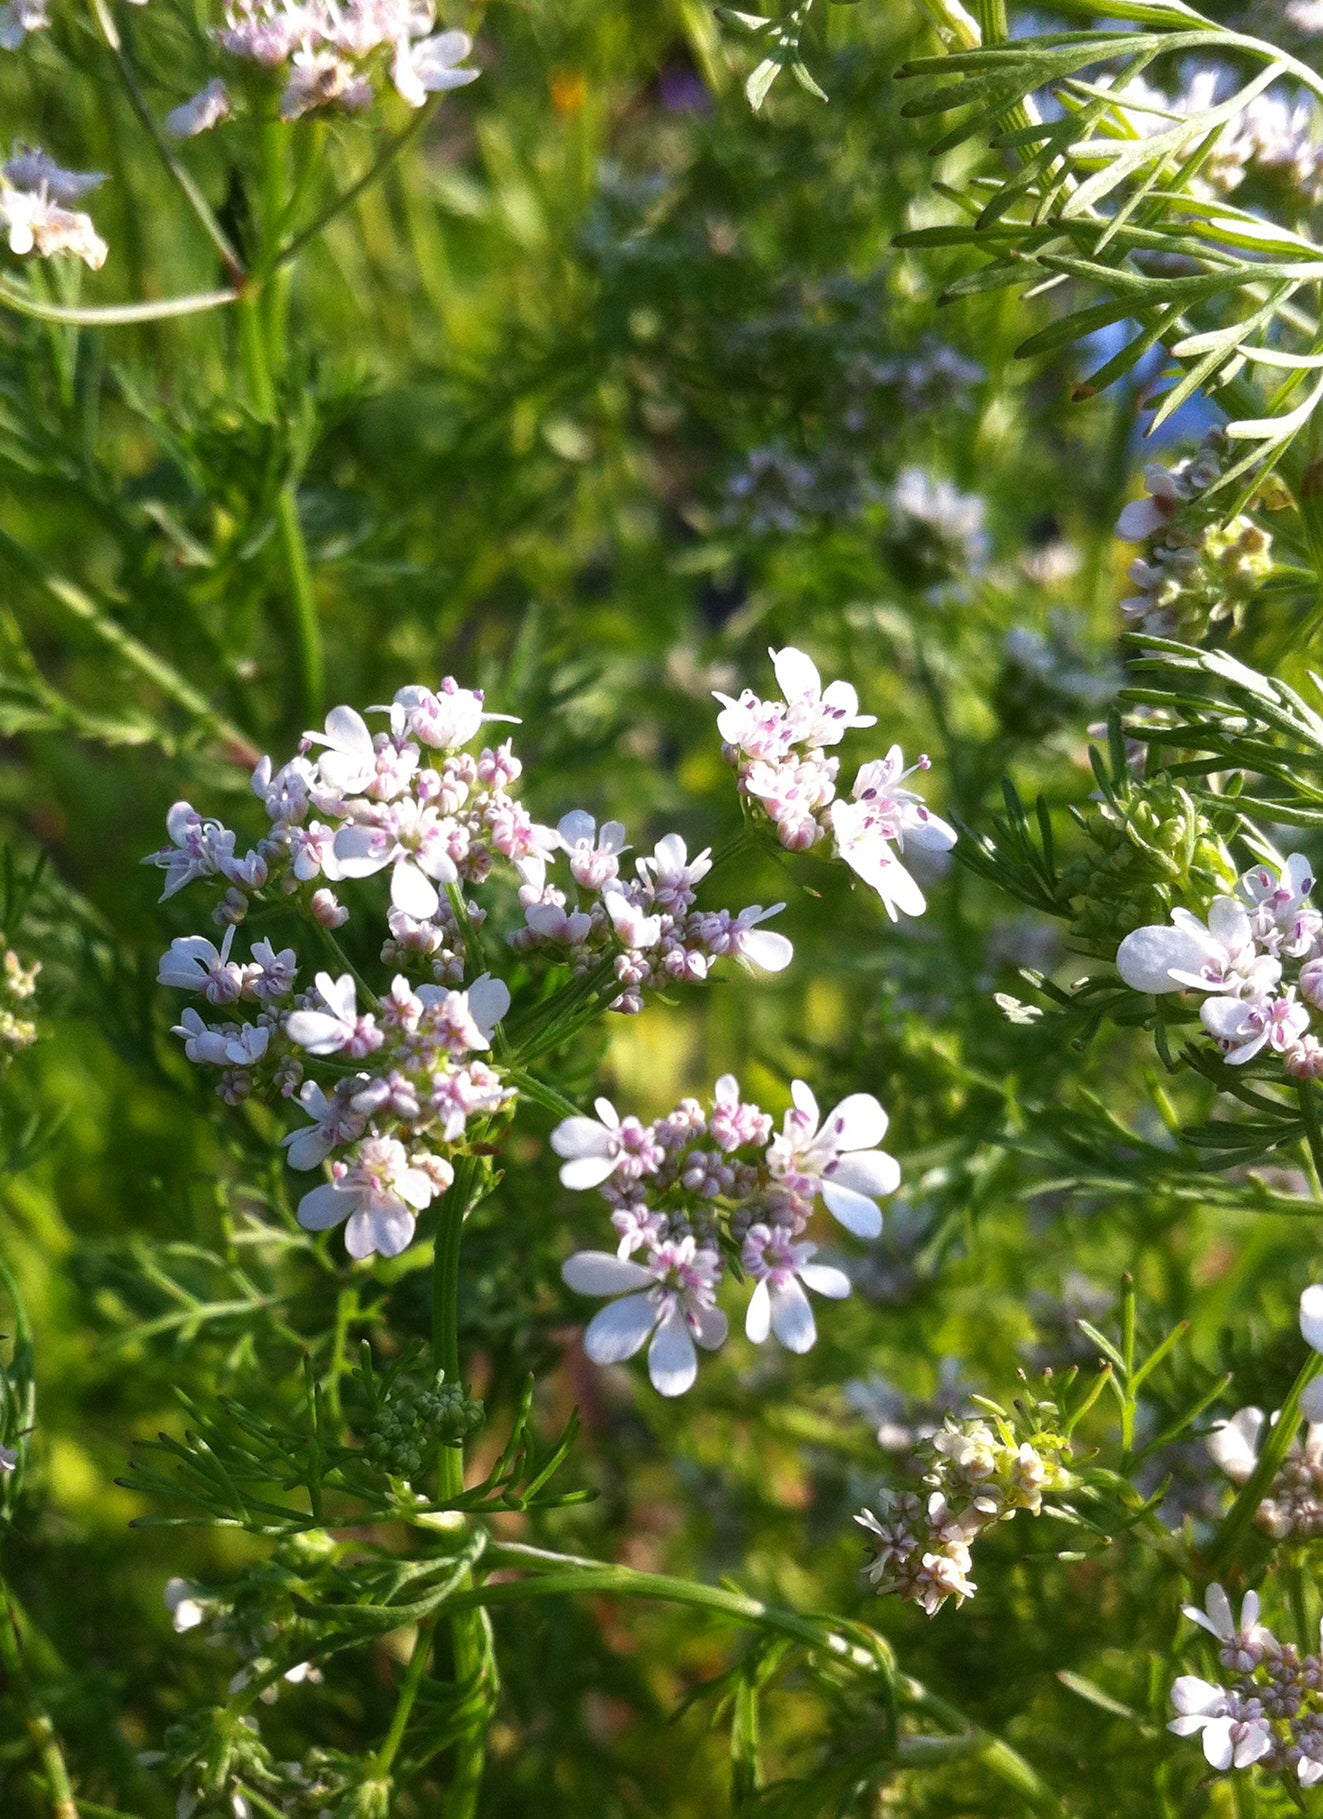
left=284, top=972, right=382, bottom=1059
left=712, top=688, right=796, bottom=764
left=769, top=645, right=877, bottom=748
left=1168, top=1679, right=1273, bottom=1771
left=333, top=798, right=461, bottom=919
left=742, top=1224, right=850, bottom=1353
left=550, top=1098, right=664, bottom=1190
left=1201, top=987, right=1309, bottom=1065
left=251, top=754, right=316, bottom=825
left=380, top=678, right=517, bottom=751
left=143, top=802, right=237, bottom=900
left=296, top=1134, right=438, bottom=1259
left=303, top=705, right=378, bottom=798
left=708, top=1074, right=773, bottom=1152
left=690, top=904, right=792, bottom=973
left=1116, top=897, right=1281, bottom=1003
left=414, top=972, right=511, bottom=1056
left=282, top=1077, right=369, bottom=1170
left=829, top=748, right=956, bottom=921
left=1238, top=853, right=1321, bottom=958
left=561, top=1236, right=728, bottom=1397
left=768, top=1080, right=899, bottom=1238
left=557, top=811, right=630, bottom=891
left=157, top=925, right=248, bottom=1005
left=636, top=833, right=713, bottom=914
left=602, top=889, right=663, bottom=952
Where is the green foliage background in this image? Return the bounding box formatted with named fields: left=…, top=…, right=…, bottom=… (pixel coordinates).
left=1, top=0, right=1320, bottom=1813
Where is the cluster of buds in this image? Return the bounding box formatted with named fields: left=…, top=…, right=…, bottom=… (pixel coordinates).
left=855, top=1407, right=1070, bottom=1616
left=147, top=677, right=813, bottom=1259
left=715, top=645, right=956, bottom=920
left=556, top=1075, right=899, bottom=1396
left=359, top=1364, right=483, bottom=1480
left=0, top=938, right=38, bottom=1070
left=1169, top=1585, right=1323, bottom=1788
left=1116, top=432, right=1275, bottom=641
left=1063, top=775, right=1238, bottom=953
left=1117, top=851, right=1323, bottom=1079
left=0, top=145, right=107, bottom=269
left=171, top=1, right=478, bottom=131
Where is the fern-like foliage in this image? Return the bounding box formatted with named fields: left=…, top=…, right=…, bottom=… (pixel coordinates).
left=898, top=0, right=1323, bottom=494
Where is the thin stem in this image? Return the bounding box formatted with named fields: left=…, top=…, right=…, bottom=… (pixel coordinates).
left=372, top=1619, right=437, bottom=1777
left=262, top=109, right=433, bottom=281
left=0, top=1588, right=78, bottom=1819
left=1299, top=1081, right=1323, bottom=1196
left=467, top=1544, right=1067, bottom=1818
left=432, top=1157, right=492, bottom=1819
left=0, top=278, right=238, bottom=329
left=86, top=0, right=244, bottom=282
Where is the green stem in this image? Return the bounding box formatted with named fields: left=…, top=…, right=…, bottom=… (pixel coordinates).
left=0, top=1589, right=79, bottom=1819
left=371, top=1619, right=437, bottom=1777
left=465, top=1544, right=1066, bottom=1818
left=432, top=1157, right=492, bottom=1819
left=1299, top=1081, right=1323, bottom=1195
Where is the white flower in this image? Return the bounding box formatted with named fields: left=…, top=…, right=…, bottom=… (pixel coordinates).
left=556, top=811, right=630, bottom=891
left=333, top=799, right=461, bottom=919
left=742, top=1224, right=850, bottom=1352
left=296, top=1135, right=440, bottom=1259
left=768, top=1079, right=899, bottom=1238
left=1206, top=1406, right=1267, bottom=1485
left=829, top=748, right=955, bottom=921
left=251, top=754, right=317, bottom=824
left=157, top=926, right=248, bottom=1004
left=391, top=26, right=479, bottom=107
left=1115, top=898, right=1280, bottom=1001
left=1200, top=987, right=1310, bottom=1066
left=380, top=679, right=515, bottom=750
left=164, top=1578, right=208, bottom=1633
left=165, top=79, right=233, bottom=139
left=303, top=704, right=378, bottom=796
left=143, top=802, right=237, bottom=900
left=691, top=903, right=793, bottom=972
left=550, top=1098, right=661, bottom=1190
left=769, top=645, right=876, bottom=747
left=636, top=833, right=712, bottom=912
left=1168, top=1677, right=1272, bottom=1770
left=415, top=971, right=510, bottom=1053
left=1181, top=1584, right=1268, bottom=1671
left=171, top=1009, right=270, bottom=1067
left=602, top=888, right=662, bottom=952
left=284, top=972, right=360, bottom=1054
left=282, top=1078, right=369, bottom=1169
left=562, top=1237, right=728, bottom=1397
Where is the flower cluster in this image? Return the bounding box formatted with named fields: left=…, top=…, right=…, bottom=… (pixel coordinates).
left=855, top=1409, right=1070, bottom=1616
left=1207, top=1285, right=1323, bottom=1536
left=715, top=645, right=956, bottom=920
left=1168, top=1585, right=1323, bottom=1787
left=178, top=2, right=478, bottom=128
left=557, top=1076, right=899, bottom=1396
left=0, top=937, right=38, bottom=1069
left=510, top=820, right=792, bottom=1014
left=1116, top=432, right=1275, bottom=640
left=149, top=678, right=807, bottom=1258
left=1116, top=852, right=1323, bottom=1077
left=0, top=145, right=107, bottom=269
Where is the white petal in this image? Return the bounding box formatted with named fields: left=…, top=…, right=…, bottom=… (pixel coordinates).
left=392, top=858, right=440, bottom=919
left=557, top=809, right=596, bottom=846
left=1207, top=897, right=1251, bottom=951
left=800, top=1262, right=851, bottom=1300
left=821, top=1181, right=884, bottom=1239
left=1171, top=1676, right=1226, bottom=1718
left=466, top=973, right=511, bottom=1036
left=1301, top=1282, right=1323, bottom=1352
left=824, top=1093, right=888, bottom=1150
left=332, top=825, right=390, bottom=877
left=550, top=1116, right=612, bottom=1160
left=347, top=1204, right=413, bottom=1259
left=583, top=1293, right=656, bottom=1364
left=1201, top=1717, right=1235, bottom=1772
left=1206, top=1407, right=1264, bottom=1482
left=769, top=1278, right=817, bottom=1353
left=647, top=1307, right=698, bottom=1396
left=1116, top=924, right=1216, bottom=993
left=828, top=1149, right=900, bottom=1201
left=745, top=1278, right=772, bottom=1344
left=692, top=1303, right=728, bottom=1352
left=771, top=645, right=821, bottom=701
left=790, top=1079, right=819, bottom=1123
left=558, top=1154, right=619, bottom=1191
left=562, top=1251, right=653, bottom=1296
left=1116, top=497, right=1166, bottom=541
left=739, top=928, right=794, bottom=972
left=297, top=1183, right=350, bottom=1232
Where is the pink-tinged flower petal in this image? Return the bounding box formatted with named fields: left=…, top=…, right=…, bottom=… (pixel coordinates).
left=790, top=1079, right=819, bottom=1122
left=562, top=1252, right=653, bottom=1297
left=745, top=1278, right=772, bottom=1344
left=823, top=1092, right=888, bottom=1150
left=821, top=1181, right=884, bottom=1239
left=582, top=1293, right=656, bottom=1364
left=647, top=1306, right=698, bottom=1396
left=1116, top=924, right=1216, bottom=994
left=391, top=858, right=440, bottom=919
left=1116, top=497, right=1166, bottom=541
left=346, top=1204, right=413, bottom=1260
left=333, top=826, right=390, bottom=877
left=800, top=1262, right=851, bottom=1299
left=692, top=1303, right=728, bottom=1351
left=1301, top=1283, right=1323, bottom=1352
left=770, top=645, right=821, bottom=701
left=770, top=1278, right=816, bottom=1353
left=739, top=928, right=794, bottom=972
left=297, top=1183, right=349, bottom=1231
left=829, top=1149, right=901, bottom=1201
